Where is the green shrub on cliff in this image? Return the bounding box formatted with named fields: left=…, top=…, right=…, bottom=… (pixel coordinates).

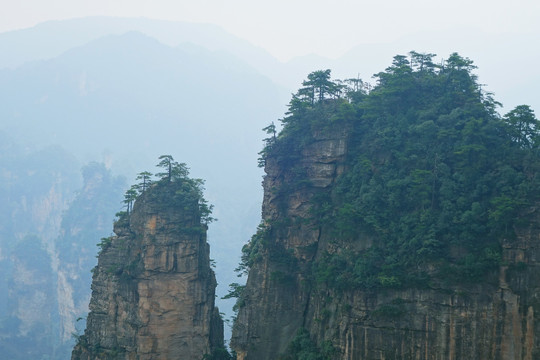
left=279, top=328, right=334, bottom=360
left=116, top=155, right=215, bottom=229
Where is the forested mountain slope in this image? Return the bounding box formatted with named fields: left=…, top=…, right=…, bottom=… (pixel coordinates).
left=232, top=53, right=540, bottom=360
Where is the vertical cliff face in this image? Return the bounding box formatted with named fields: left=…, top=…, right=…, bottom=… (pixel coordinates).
left=71, top=180, right=223, bottom=359
left=231, top=124, right=540, bottom=359
left=231, top=127, right=350, bottom=359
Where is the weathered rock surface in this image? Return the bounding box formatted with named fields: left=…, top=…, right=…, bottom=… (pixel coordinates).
left=231, top=127, right=540, bottom=360
left=232, top=128, right=350, bottom=359
left=71, top=182, right=223, bottom=359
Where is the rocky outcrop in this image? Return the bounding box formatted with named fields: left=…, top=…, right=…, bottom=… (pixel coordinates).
left=231, top=127, right=540, bottom=360
left=71, top=181, right=223, bottom=359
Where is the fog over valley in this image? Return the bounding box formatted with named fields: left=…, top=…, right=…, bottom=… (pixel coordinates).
left=0, top=7, right=538, bottom=359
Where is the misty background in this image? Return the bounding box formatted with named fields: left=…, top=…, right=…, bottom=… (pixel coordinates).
left=0, top=2, right=539, bottom=358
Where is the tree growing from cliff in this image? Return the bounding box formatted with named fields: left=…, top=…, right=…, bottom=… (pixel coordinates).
left=156, top=155, right=174, bottom=182
left=123, top=186, right=138, bottom=214
left=299, top=69, right=336, bottom=104
left=154, top=155, right=215, bottom=226
left=288, top=69, right=346, bottom=112
left=156, top=155, right=189, bottom=182
left=135, top=171, right=153, bottom=192
left=258, top=122, right=278, bottom=167
left=115, top=156, right=215, bottom=231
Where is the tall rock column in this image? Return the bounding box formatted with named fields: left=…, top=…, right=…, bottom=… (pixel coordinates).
left=231, top=123, right=540, bottom=359
left=72, top=180, right=223, bottom=359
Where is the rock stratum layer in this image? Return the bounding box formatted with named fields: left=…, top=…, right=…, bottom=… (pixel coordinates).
left=71, top=181, right=223, bottom=360
left=231, top=127, right=540, bottom=360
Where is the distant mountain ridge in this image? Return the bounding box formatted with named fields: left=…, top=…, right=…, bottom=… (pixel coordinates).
left=3, top=17, right=538, bottom=114
left=0, top=30, right=283, bottom=166
left=0, top=16, right=279, bottom=73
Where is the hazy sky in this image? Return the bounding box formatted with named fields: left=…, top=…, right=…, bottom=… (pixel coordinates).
left=2, top=0, right=539, bottom=61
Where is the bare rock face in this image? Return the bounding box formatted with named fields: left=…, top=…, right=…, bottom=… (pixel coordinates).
left=71, top=181, right=223, bottom=360
left=231, top=126, right=540, bottom=360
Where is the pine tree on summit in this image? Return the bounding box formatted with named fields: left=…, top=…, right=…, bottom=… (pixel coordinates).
left=123, top=186, right=138, bottom=214
left=297, top=69, right=341, bottom=104
left=135, top=171, right=153, bottom=193
left=156, top=155, right=174, bottom=182
left=156, top=155, right=189, bottom=182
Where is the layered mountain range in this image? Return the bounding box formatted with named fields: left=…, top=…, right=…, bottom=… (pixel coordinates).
left=3, top=17, right=540, bottom=360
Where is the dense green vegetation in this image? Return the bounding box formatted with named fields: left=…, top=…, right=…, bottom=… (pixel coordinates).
left=116, top=155, right=215, bottom=229
left=278, top=328, right=335, bottom=360
left=90, top=157, right=215, bottom=289
left=252, top=52, right=540, bottom=290
left=203, top=346, right=234, bottom=360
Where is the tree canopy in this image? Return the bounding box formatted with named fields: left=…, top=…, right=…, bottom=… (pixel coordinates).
left=156, top=155, right=189, bottom=182
left=296, top=69, right=341, bottom=104
left=117, top=155, right=214, bottom=227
